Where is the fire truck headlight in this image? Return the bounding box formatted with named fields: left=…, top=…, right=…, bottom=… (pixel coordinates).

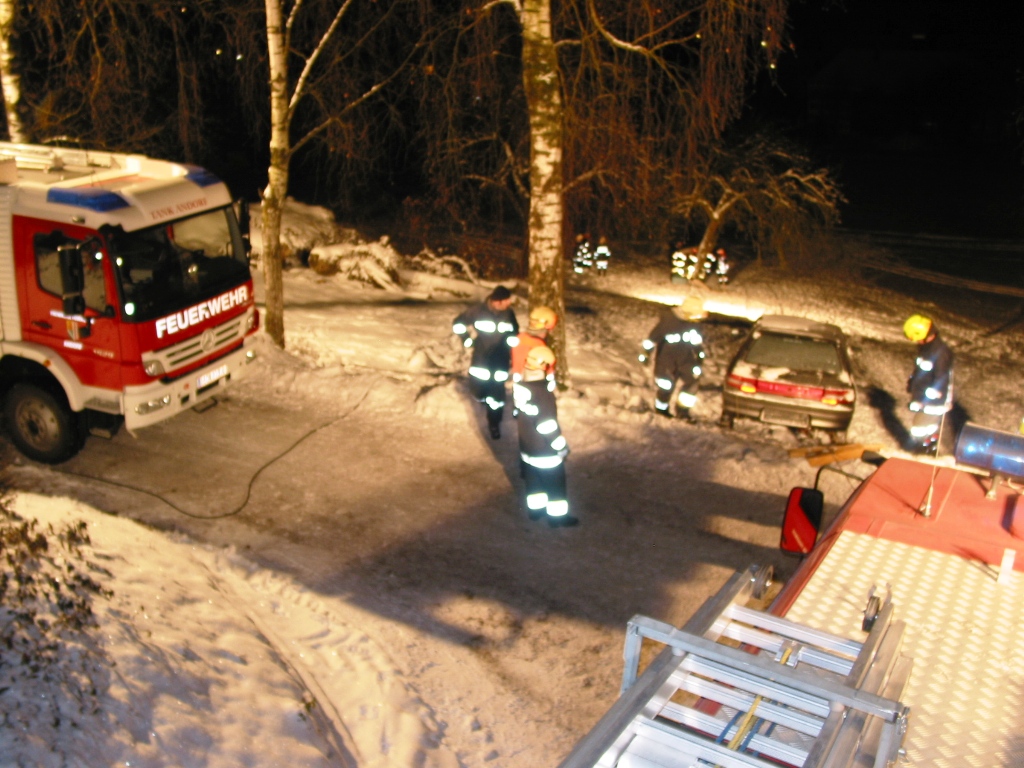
left=135, top=395, right=172, bottom=416
left=246, top=308, right=260, bottom=333
left=143, top=360, right=166, bottom=377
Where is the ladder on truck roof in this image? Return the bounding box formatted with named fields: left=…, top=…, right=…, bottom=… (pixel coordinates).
left=0, top=141, right=121, bottom=174
left=559, top=566, right=912, bottom=768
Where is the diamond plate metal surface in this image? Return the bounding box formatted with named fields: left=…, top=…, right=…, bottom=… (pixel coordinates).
left=785, top=530, right=1024, bottom=767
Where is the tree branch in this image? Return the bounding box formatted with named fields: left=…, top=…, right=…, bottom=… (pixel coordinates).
left=289, top=0, right=355, bottom=115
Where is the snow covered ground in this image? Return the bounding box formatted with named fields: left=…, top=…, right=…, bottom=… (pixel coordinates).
left=2, top=201, right=1023, bottom=767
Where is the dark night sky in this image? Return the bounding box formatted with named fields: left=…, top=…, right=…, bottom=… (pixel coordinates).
left=763, top=0, right=1024, bottom=238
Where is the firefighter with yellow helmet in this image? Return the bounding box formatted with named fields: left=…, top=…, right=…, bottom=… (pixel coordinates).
left=903, top=313, right=953, bottom=453
left=513, top=345, right=576, bottom=527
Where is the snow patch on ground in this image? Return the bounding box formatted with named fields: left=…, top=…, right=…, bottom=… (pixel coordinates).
left=4, top=493, right=456, bottom=768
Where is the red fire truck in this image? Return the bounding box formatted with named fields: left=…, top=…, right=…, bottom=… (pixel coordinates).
left=0, top=142, right=259, bottom=463
left=560, top=424, right=1024, bottom=767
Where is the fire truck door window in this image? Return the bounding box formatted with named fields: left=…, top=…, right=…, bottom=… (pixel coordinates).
left=35, top=238, right=62, bottom=296
left=33, top=234, right=108, bottom=313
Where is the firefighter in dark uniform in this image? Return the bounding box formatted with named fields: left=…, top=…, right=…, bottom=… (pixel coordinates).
left=452, top=285, right=519, bottom=438
left=572, top=233, right=592, bottom=274
left=514, top=345, right=576, bottom=527
left=670, top=242, right=689, bottom=283
left=903, top=313, right=953, bottom=453
left=640, top=296, right=707, bottom=420
left=594, top=237, right=611, bottom=275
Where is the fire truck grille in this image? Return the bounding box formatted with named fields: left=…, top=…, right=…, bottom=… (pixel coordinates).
left=154, top=315, right=246, bottom=372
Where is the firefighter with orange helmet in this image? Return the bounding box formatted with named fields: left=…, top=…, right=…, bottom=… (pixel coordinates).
left=511, top=305, right=557, bottom=381
left=513, top=345, right=576, bottom=527
left=640, top=296, right=707, bottom=420
left=903, top=313, right=953, bottom=453
left=452, top=285, right=519, bottom=439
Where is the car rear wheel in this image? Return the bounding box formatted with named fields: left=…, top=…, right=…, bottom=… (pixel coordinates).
left=3, top=383, right=81, bottom=463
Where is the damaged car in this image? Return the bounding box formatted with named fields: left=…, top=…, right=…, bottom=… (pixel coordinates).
left=720, top=315, right=856, bottom=438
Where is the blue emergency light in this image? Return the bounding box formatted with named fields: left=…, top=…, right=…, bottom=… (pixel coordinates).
left=184, top=165, right=222, bottom=188
left=47, top=187, right=130, bottom=212
left=954, top=422, right=1024, bottom=481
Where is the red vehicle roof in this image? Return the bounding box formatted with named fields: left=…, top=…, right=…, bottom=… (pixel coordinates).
left=774, top=456, right=1024, bottom=615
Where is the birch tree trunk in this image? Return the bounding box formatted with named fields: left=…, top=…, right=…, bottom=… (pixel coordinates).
left=261, top=0, right=290, bottom=348
left=519, top=0, right=568, bottom=381
left=0, top=0, right=26, bottom=142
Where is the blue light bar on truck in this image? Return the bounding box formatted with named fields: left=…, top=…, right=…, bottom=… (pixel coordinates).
left=184, top=165, right=222, bottom=188
left=47, top=187, right=130, bottom=212
left=954, top=422, right=1024, bottom=481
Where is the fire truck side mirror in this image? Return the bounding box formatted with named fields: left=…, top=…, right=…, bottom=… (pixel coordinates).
left=57, top=243, right=86, bottom=316
left=780, top=487, right=824, bottom=555
left=236, top=198, right=252, bottom=254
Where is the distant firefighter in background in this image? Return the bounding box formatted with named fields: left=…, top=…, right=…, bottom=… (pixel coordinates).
left=670, top=242, right=690, bottom=283
left=903, top=313, right=953, bottom=454
left=452, top=285, right=519, bottom=439
left=706, top=247, right=731, bottom=285
left=640, top=296, right=708, bottom=420
left=572, top=233, right=593, bottom=274
left=594, top=237, right=612, bottom=275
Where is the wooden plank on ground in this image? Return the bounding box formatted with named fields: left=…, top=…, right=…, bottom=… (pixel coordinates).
left=788, top=445, right=834, bottom=459
left=805, top=444, right=885, bottom=467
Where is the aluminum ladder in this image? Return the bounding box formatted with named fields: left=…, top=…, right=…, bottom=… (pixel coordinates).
left=558, top=565, right=912, bottom=768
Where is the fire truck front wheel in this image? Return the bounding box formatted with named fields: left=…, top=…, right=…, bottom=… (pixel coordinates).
left=3, top=383, right=82, bottom=464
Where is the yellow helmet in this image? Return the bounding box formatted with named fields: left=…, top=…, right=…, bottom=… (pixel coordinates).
left=903, top=314, right=932, bottom=342
left=525, top=345, right=556, bottom=371
left=528, top=306, right=558, bottom=331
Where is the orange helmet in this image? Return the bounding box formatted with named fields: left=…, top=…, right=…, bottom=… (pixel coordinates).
left=525, top=345, right=556, bottom=371
left=528, top=306, right=558, bottom=331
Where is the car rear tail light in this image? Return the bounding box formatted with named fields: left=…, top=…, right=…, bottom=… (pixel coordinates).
left=821, top=387, right=855, bottom=406
left=727, top=373, right=758, bottom=393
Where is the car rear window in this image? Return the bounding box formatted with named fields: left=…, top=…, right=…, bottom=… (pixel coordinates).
left=745, top=333, right=842, bottom=374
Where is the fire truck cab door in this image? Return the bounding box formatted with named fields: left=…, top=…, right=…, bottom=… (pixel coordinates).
left=16, top=222, right=123, bottom=392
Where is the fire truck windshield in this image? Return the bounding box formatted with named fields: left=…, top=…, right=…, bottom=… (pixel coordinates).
left=106, top=206, right=250, bottom=322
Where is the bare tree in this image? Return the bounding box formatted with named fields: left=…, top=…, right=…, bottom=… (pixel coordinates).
left=676, top=131, right=844, bottom=269
left=520, top=0, right=566, bottom=365
left=415, top=0, right=787, bottom=380
left=0, top=0, right=26, bottom=141
left=259, top=0, right=421, bottom=347
left=2, top=0, right=422, bottom=348
left=0, top=0, right=250, bottom=160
